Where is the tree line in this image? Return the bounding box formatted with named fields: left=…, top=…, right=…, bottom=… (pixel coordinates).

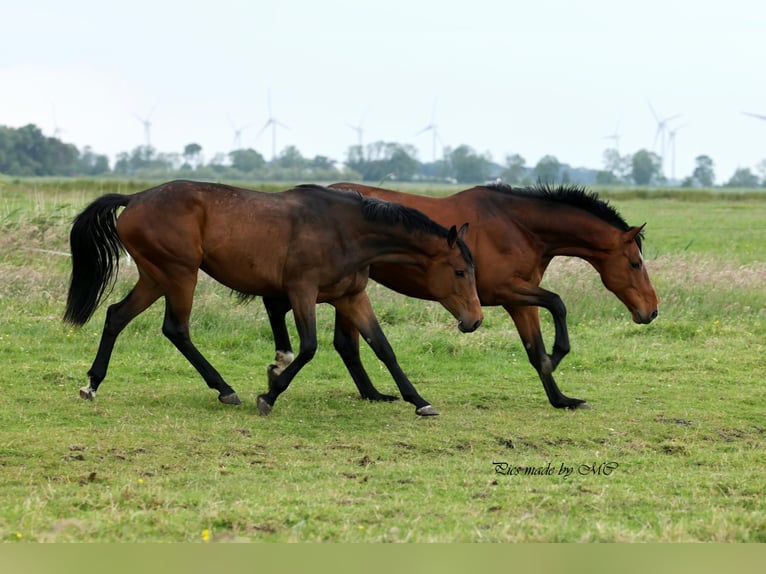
left=1, top=123, right=765, bottom=187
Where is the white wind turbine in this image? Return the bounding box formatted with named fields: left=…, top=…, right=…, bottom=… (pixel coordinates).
left=255, top=91, right=288, bottom=161
left=50, top=104, right=65, bottom=139
left=229, top=115, right=252, bottom=150
left=347, top=114, right=365, bottom=148
left=742, top=111, right=766, bottom=122
left=648, top=101, right=681, bottom=172
left=667, top=123, right=686, bottom=181
left=416, top=99, right=441, bottom=163
left=134, top=107, right=155, bottom=148
left=603, top=119, right=621, bottom=153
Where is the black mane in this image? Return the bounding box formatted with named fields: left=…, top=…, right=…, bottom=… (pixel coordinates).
left=313, top=184, right=474, bottom=265
left=484, top=182, right=644, bottom=250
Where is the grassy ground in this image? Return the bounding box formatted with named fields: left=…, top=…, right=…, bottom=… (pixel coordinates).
left=0, top=179, right=764, bottom=542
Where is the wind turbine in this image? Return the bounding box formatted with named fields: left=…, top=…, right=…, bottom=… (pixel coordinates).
left=603, top=120, right=621, bottom=153
left=742, top=111, right=766, bottom=122
left=50, top=104, right=65, bottom=139
left=134, top=107, right=155, bottom=148
left=667, top=123, right=686, bottom=181
left=229, top=115, right=252, bottom=150
left=255, top=91, right=288, bottom=161
left=648, top=101, right=681, bottom=171
left=347, top=114, right=365, bottom=148
left=416, top=99, right=441, bottom=163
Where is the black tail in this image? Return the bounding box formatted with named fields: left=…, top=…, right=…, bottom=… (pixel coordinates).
left=63, top=193, right=131, bottom=326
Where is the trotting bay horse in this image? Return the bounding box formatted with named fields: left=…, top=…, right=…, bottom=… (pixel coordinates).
left=264, top=182, right=659, bottom=410
left=63, top=180, right=482, bottom=416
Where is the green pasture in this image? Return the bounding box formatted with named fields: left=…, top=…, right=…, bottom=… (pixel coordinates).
left=0, top=179, right=764, bottom=542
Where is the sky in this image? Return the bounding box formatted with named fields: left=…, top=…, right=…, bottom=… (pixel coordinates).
left=2, top=0, right=765, bottom=182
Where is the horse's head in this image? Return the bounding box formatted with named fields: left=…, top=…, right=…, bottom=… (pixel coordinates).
left=597, top=224, right=659, bottom=324
left=425, top=223, right=483, bottom=333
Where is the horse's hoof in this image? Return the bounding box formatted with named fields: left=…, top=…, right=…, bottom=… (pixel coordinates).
left=575, top=402, right=592, bottom=410
left=79, top=386, right=95, bottom=400
left=219, top=392, right=241, bottom=405
left=416, top=405, right=439, bottom=416
left=257, top=395, right=273, bottom=416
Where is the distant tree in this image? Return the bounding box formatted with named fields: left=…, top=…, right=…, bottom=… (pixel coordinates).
left=78, top=146, right=110, bottom=175
left=630, top=149, right=662, bottom=185
left=310, top=155, right=336, bottom=170
left=595, top=170, right=621, bottom=185
left=183, top=143, right=203, bottom=168
left=602, top=149, right=631, bottom=182
left=692, top=155, right=715, bottom=187
left=276, top=145, right=307, bottom=169
left=0, top=123, right=79, bottom=175
left=228, top=148, right=266, bottom=173
left=447, top=145, right=492, bottom=184
left=534, top=155, right=561, bottom=184
left=346, top=141, right=419, bottom=182
left=501, top=153, right=527, bottom=184
left=113, top=146, right=173, bottom=175
left=755, top=159, right=766, bottom=186
left=724, top=167, right=759, bottom=188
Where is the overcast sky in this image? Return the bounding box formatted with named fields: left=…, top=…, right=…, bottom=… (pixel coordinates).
left=2, top=0, right=764, bottom=181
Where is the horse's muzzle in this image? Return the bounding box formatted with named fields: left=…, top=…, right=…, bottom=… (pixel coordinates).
left=633, top=308, right=659, bottom=324
left=458, top=318, right=483, bottom=333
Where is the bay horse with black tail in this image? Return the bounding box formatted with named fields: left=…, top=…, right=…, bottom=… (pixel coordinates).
left=265, top=182, right=658, bottom=410
left=63, top=180, right=482, bottom=416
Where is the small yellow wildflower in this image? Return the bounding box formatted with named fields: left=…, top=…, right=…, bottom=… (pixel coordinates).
left=16, top=532, right=23, bottom=540
left=137, top=478, right=144, bottom=485
left=202, top=529, right=211, bottom=542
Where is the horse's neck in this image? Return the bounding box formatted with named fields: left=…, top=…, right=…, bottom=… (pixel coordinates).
left=358, top=226, right=437, bottom=268
left=515, top=205, right=618, bottom=262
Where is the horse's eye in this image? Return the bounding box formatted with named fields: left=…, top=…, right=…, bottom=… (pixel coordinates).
left=455, top=270, right=465, bottom=277
left=630, top=261, right=642, bottom=270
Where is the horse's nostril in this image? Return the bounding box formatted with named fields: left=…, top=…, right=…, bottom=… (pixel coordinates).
left=651, top=309, right=659, bottom=320
left=473, top=319, right=483, bottom=331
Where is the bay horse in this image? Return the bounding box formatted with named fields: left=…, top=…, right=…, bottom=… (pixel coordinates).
left=63, top=180, right=482, bottom=416
left=264, top=182, right=658, bottom=410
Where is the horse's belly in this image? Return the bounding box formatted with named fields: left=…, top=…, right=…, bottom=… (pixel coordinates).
left=200, top=257, right=285, bottom=296
left=316, top=271, right=369, bottom=302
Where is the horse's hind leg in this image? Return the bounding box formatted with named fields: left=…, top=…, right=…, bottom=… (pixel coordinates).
left=332, top=292, right=436, bottom=416
left=161, top=283, right=240, bottom=405
left=332, top=310, right=398, bottom=402
left=82, top=276, right=162, bottom=400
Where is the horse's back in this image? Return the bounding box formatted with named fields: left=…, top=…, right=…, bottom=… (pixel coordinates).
left=115, top=181, right=364, bottom=296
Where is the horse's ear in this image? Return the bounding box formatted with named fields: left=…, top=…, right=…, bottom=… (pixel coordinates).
left=447, top=225, right=458, bottom=248
left=625, top=224, right=646, bottom=242
left=458, top=222, right=469, bottom=239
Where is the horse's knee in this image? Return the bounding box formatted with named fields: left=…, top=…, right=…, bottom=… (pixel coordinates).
left=162, top=319, right=188, bottom=345
left=299, top=345, right=317, bottom=362
left=333, top=333, right=357, bottom=360
left=524, top=341, right=552, bottom=376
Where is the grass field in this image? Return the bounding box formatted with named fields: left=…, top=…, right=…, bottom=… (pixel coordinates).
left=1, top=179, right=764, bottom=542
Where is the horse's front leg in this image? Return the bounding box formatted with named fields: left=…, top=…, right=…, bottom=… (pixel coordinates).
left=332, top=292, right=436, bottom=416
left=508, top=284, right=570, bottom=371
left=263, top=296, right=295, bottom=377
left=507, top=305, right=588, bottom=410
left=257, top=294, right=318, bottom=416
